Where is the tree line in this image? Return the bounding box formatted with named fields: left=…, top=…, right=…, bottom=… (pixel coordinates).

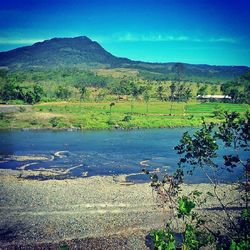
left=0, top=68, right=249, bottom=104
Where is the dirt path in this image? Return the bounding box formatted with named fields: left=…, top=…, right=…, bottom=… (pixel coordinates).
left=0, top=105, right=32, bottom=113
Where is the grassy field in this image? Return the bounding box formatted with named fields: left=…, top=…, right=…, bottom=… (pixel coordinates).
left=0, top=101, right=249, bottom=130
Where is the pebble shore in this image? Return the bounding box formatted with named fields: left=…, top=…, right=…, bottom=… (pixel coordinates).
left=0, top=169, right=241, bottom=249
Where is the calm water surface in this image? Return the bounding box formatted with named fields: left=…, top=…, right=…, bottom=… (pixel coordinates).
left=0, top=129, right=246, bottom=183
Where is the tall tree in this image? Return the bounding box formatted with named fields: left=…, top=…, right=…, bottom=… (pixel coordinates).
left=33, top=84, right=44, bottom=103
left=56, top=86, right=71, bottom=100
left=109, top=102, right=115, bottom=114
left=211, top=85, right=218, bottom=95
left=170, top=82, right=176, bottom=101
left=143, top=86, right=151, bottom=113
left=221, top=72, right=250, bottom=103
left=197, top=85, right=208, bottom=96
left=79, top=86, right=87, bottom=101
left=157, top=85, right=164, bottom=101
left=130, top=83, right=144, bottom=112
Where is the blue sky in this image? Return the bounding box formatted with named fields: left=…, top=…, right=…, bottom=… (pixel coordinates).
left=0, top=0, right=250, bottom=66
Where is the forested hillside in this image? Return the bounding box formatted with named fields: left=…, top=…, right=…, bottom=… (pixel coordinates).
left=0, top=36, right=249, bottom=82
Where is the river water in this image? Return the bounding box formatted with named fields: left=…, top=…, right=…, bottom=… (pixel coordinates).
left=0, top=129, right=246, bottom=183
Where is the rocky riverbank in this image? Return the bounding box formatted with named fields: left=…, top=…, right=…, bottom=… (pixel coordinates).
left=0, top=169, right=241, bottom=249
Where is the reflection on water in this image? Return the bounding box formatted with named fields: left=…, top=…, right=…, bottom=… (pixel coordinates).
left=0, top=129, right=246, bottom=183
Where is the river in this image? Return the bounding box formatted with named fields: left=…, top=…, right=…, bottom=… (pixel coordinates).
left=0, top=128, right=246, bottom=183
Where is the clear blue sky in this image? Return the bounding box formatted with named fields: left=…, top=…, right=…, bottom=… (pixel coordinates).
left=0, top=0, right=250, bottom=66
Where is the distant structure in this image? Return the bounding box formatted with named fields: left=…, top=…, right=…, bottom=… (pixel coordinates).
left=197, top=95, right=231, bottom=100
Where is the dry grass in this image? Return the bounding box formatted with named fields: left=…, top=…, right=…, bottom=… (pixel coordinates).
left=94, top=68, right=139, bottom=78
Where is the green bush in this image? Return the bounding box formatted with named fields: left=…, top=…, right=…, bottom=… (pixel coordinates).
left=19, top=106, right=26, bottom=112
left=30, top=119, right=39, bottom=125
left=0, top=113, right=6, bottom=120
left=122, top=115, right=132, bottom=122
left=145, top=112, right=250, bottom=250
left=49, top=117, right=60, bottom=127
left=107, top=117, right=116, bottom=126
left=150, top=227, right=176, bottom=250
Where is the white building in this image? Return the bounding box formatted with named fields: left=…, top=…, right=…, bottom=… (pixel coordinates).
left=197, top=95, right=231, bottom=100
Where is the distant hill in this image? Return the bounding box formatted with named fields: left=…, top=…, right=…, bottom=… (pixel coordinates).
left=0, top=36, right=131, bottom=68
left=0, top=36, right=249, bottom=81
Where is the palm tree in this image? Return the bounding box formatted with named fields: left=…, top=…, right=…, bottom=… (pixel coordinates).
left=109, top=102, right=115, bottom=114
left=79, top=86, right=87, bottom=102
left=130, top=84, right=139, bottom=113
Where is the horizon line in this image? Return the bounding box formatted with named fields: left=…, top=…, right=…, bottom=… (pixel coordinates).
left=0, top=35, right=249, bottom=68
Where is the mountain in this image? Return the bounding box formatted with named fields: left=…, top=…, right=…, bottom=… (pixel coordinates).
left=0, top=36, right=131, bottom=68
left=0, top=36, right=249, bottom=81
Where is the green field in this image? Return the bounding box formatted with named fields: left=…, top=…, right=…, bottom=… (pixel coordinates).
left=0, top=101, right=249, bottom=130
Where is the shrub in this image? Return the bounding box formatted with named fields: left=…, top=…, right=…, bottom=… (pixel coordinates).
left=30, top=119, right=39, bottom=125
left=150, top=227, right=176, bottom=250
left=0, top=113, right=6, bottom=120
left=213, top=105, right=225, bottom=119
left=19, top=106, right=26, bottom=112
left=122, top=115, right=132, bottom=122
left=49, top=117, right=60, bottom=127
left=145, top=111, right=250, bottom=250
left=107, top=117, right=116, bottom=126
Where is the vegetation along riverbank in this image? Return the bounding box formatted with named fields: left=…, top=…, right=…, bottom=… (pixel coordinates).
left=0, top=101, right=249, bottom=130
left=0, top=64, right=249, bottom=130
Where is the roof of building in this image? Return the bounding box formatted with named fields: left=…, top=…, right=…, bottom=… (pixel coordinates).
left=197, top=95, right=231, bottom=99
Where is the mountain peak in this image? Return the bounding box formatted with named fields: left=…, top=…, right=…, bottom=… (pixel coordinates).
left=33, top=36, right=94, bottom=47
left=0, top=35, right=128, bottom=68
left=48, top=35, right=92, bottom=42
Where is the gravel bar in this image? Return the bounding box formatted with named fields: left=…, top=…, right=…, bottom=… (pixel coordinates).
left=0, top=169, right=241, bottom=249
